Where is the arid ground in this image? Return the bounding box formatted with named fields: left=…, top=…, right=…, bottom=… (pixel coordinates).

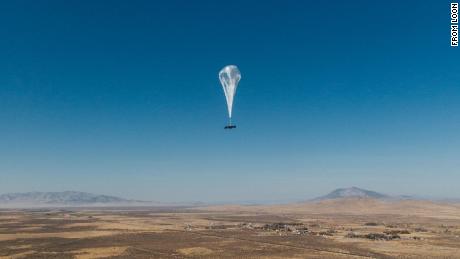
left=1, top=199, right=460, bottom=258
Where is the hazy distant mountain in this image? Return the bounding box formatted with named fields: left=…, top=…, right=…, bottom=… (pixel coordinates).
left=0, top=191, right=138, bottom=207
left=313, top=187, right=389, bottom=201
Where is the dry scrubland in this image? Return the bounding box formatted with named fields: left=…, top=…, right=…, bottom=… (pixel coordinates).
left=1, top=198, right=460, bottom=258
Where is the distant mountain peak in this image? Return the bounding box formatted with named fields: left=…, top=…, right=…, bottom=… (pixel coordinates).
left=313, top=187, right=388, bottom=201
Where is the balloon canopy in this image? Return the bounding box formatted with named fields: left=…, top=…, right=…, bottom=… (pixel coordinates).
left=219, top=65, right=241, bottom=121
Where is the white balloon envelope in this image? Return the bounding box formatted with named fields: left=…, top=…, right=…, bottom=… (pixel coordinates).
left=219, top=65, right=241, bottom=129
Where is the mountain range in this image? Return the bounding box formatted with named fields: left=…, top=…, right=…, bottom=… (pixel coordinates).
left=0, top=191, right=142, bottom=208
left=0, top=187, right=453, bottom=208
left=312, top=187, right=389, bottom=201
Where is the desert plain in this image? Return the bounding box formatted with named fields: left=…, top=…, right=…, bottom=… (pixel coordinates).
left=1, top=198, right=460, bottom=258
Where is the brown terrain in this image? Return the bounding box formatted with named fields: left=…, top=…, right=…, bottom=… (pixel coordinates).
left=1, top=198, right=460, bottom=258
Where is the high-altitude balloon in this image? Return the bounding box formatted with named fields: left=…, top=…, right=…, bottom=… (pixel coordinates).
left=219, top=65, right=241, bottom=129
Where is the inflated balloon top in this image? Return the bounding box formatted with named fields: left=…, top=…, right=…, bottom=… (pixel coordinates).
left=219, top=65, right=241, bottom=129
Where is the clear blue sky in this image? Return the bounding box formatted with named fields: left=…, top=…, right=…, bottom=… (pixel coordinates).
left=1, top=0, right=459, bottom=202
